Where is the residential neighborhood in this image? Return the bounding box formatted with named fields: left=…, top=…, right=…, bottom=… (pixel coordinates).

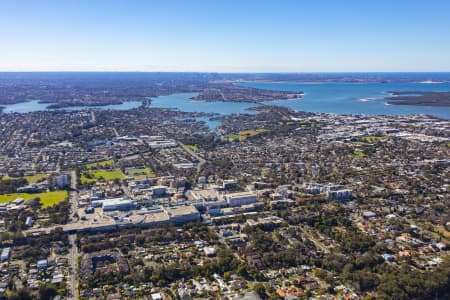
left=0, top=100, right=448, bottom=299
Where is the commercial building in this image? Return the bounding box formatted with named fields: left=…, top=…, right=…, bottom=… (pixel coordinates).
left=224, top=192, right=258, bottom=207
left=327, top=184, right=346, bottom=191
left=102, top=199, right=136, bottom=211
left=304, top=183, right=326, bottom=195
left=164, top=205, right=200, bottom=223
left=327, top=189, right=352, bottom=201
left=173, top=163, right=196, bottom=169
left=91, top=198, right=136, bottom=211
left=52, top=173, right=70, bottom=188
left=151, top=186, right=168, bottom=197
left=186, top=189, right=227, bottom=210
left=147, top=138, right=178, bottom=149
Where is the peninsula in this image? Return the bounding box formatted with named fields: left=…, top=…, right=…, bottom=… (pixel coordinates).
left=386, top=91, right=450, bottom=107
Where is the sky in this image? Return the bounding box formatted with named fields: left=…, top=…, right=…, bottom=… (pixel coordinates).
left=1, top=0, right=450, bottom=72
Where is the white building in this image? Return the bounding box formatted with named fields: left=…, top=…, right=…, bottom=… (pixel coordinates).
left=304, top=182, right=326, bottom=195
left=147, top=139, right=178, bottom=149
left=186, top=189, right=227, bottom=210
left=102, top=199, right=136, bottom=211
left=25, top=216, right=34, bottom=227
left=91, top=198, right=136, bottom=211
left=1, top=248, right=10, bottom=261
left=37, top=259, right=48, bottom=271
left=165, top=205, right=200, bottom=223
left=151, top=293, right=162, bottom=300
left=204, top=246, right=216, bottom=256
left=327, top=189, right=352, bottom=201
left=224, top=192, right=257, bottom=207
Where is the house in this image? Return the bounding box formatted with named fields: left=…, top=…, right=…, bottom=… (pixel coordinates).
left=204, top=247, right=216, bottom=256
left=37, top=259, right=48, bottom=271
left=151, top=293, right=162, bottom=300
left=363, top=211, right=377, bottom=219
left=0, top=248, right=10, bottom=262
left=25, top=216, right=34, bottom=227
left=223, top=179, right=237, bottom=190
left=230, top=291, right=262, bottom=300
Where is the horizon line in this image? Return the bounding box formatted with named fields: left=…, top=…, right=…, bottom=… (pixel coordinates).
left=1, top=70, right=450, bottom=74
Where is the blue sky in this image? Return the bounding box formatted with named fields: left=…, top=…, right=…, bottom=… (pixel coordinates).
left=1, top=0, right=449, bottom=72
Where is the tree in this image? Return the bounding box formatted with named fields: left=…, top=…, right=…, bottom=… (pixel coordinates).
left=7, top=288, right=33, bottom=300
left=39, top=283, right=58, bottom=300
left=253, top=283, right=268, bottom=300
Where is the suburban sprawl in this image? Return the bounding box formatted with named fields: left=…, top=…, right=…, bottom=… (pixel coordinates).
left=0, top=73, right=448, bottom=300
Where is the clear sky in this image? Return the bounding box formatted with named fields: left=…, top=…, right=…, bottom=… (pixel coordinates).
left=1, top=0, right=450, bottom=72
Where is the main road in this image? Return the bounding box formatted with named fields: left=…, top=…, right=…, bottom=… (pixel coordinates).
left=68, top=171, right=79, bottom=299
left=68, top=234, right=79, bottom=299
left=178, top=142, right=206, bottom=176
left=70, top=170, right=79, bottom=221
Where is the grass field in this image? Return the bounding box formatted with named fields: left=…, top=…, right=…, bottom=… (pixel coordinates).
left=81, top=169, right=126, bottom=184
left=351, top=151, right=367, bottom=158
left=229, top=128, right=269, bottom=142
left=2, top=173, right=49, bottom=183
left=0, top=190, right=68, bottom=208
left=185, top=144, right=199, bottom=151
left=352, top=141, right=368, bottom=146
left=279, top=121, right=321, bottom=127
left=299, top=121, right=321, bottom=127
left=434, top=225, right=450, bottom=239
left=361, top=135, right=387, bottom=142
left=24, top=174, right=49, bottom=183
left=126, top=167, right=156, bottom=177
left=84, top=159, right=114, bottom=169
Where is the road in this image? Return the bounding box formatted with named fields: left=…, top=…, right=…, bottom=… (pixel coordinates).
left=112, top=127, right=119, bottom=137
left=56, top=158, right=61, bottom=173
left=298, top=226, right=331, bottom=254
left=178, top=142, right=206, bottom=176
left=68, top=234, right=79, bottom=300
left=90, top=111, right=96, bottom=123
left=68, top=171, right=79, bottom=299
left=70, top=170, right=78, bottom=221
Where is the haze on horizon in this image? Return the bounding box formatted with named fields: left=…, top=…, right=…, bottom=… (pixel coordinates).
left=1, top=0, right=450, bottom=72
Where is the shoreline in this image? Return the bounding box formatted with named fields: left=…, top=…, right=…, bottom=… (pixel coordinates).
left=386, top=91, right=450, bottom=107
